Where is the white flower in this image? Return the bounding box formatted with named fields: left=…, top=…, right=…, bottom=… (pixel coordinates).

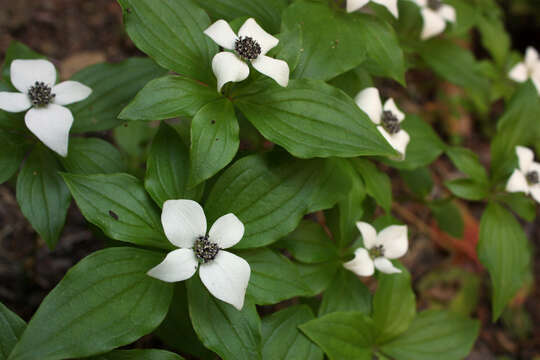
left=0, top=59, right=92, bottom=157
left=346, top=0, right=399, bottom=18
left=344, top=222, right=408, bottom=276
left=412, top=0, right=456, bottom=40
left=355, top=87, right=410, bottom=157
left=204, top=18, right=289, bottom=92
left=506, top=146, right=540, bottom=203
left=147, top=199, right=250, bottom=310
left=508, top=47, right=540, bottom=95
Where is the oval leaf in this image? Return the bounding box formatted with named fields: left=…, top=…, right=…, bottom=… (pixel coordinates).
left=61, top=138, right=125, bottom=175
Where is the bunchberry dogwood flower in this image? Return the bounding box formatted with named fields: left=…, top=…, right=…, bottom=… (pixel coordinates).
left=355, top=87, right=410, bottom=157
left=147, top=199, right=250, bottom=310
left=506, top=146, right=540, bottom=203
left=204, top=18, right=289, bottom=92
left=346, top=0, right=399, bottom=18
left=508, top=47, right=540, bottom=95
left=344, top=222, right=408, bottom=276
left=0, top=59, right=91, bottom=157
left=412, top=0, right=456, bottom=40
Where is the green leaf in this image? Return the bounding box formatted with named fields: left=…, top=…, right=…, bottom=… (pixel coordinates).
left=8, top=248, right=173, bottom=360
left=194, top=0, right=286, bottom=34
left=119, top=75, right=221, bottom=121
left=307, top=158, right=353, bottom=212
left=187, top=277, right=262, bottom=360
left=117, top=0, right=216, bottom=83
left=329, top=67, right=373, bottom=98
left=319, top=269, right=371, bottom=316
left=381, top=115, right=446, bottom=170
left=277, top=220, right=338, bottom=263
left=496, top=192, right=537, bottom=222
left=1, top=41, right=46, bottom=86
left=262, top=305, right=323, bottom=360
left=205, top=154, right=323, bottom=249
left=88, top=349, right=184, bottom=360
left=351, top=158, right=392, bottom=212
left=478, top=203, right=531, bottom=320
left=429, top=200, right=464, bottom=238
left=372, top=270, right=416, bottom=343
left=235, top=79, right=396, bottom=159
left=446, top=146, right=488, bottom=183
left=239, top=248, right=310, bottom=305
left=189, top=99, right=239, bottom=187
left=70, top=58, right=167, bottom=132
left=0, top=302, right=26, bottom=360
left=380, top=310, right=480, bottom=360
left=61, top=138, right=125, bottom=175
left=298, top=261, right=341, bottom=296
left=16, top=147, right=71, bottom=249
left=282, top=1, right=366, bottom=80
left=399, top=167, right=433, bottom=199
left=272, top=24, right=304, bottom=73
left=145, top=123, right=204, bottom=207
left=477, top=13, right=510, bottom=66
left=445, top=178, right=489, bottom=201
left=0, top=131, right=27, bottom=184
left=300, top=312, right=375, bottom=360
left=62, top=173, right=169, bottom=249
left=155, top=285, right=213, bottom=359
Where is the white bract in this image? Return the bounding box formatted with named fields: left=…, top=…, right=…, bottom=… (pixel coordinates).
left=0, top=59, right=91, bottom=157
left=508, top=47, right=540, bottom=95
left=412, top=0, right=456, bottom=40
left=204, top=18, right=289, bottom=92
left=355, top=87, right=410, bottom=157
left=344, top=222, right=408, bottom=276
left=147, top=199, right=251, bottom=310
left=506, top=146, right=540, bottom=203
left=346, top=0, right=399, bottom=18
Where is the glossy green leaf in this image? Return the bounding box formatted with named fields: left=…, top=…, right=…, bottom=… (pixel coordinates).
left=496, top=192, right=537, bottom=222
left=194, top=0, right=286, bottom=33
left=145, top=123, right=204, bottom=207
left=429, top=200, right=464, bottom=238
left=0, top=302, right=26, bottom=360
left=8, top=248, right=173, bottom=360
left=119, top=75, right=221, bottom=121
left=445, top=178, right=489, bottom=201
left=189, top=99, right=239, bottom=187
left=351, top=158, right=392, bottom=212
left=240, top=248, right=310, bottom=305
left=0, top=131, right=27, bottom=184
left=478, top=203, right=531, bottom=320
left=319, top=269, right=371, bottom=316
left=61, top=138, right=125, bottom=175
left=70, top=58, right=167, bottom=132
left=380, top=310, right=480, bottom=360
left=297, top=262, right=341, bottom=296
left=300, top=312, right=375, bottom=360
left=235, top=79, right=396, bottom=159
left=117, top=0, right=216, bottom=83
left=88, top=349, right=184, bottom=360
left=62, top=173, right=169, bottom=249
left=262, top=305, right=323, bottom=360
left=187, top=277, right=262, bottom=360
left=277, top=220, right=338, bottom=263
left=205, top=154, right=324, bottom=249
left=477, top=13, right=510, bottom=66
left=446, top=146, right=488, bottom=183
left=399, top=167, right=433, bottom=199
left=307, top=158, right=353, bottom=212
left=372, top=270, right=416, bottom=343
left=16, top=147, right=71, bottom=249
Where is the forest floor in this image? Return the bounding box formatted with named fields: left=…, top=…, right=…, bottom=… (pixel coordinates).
left=0, top=1, right=538, bottom=359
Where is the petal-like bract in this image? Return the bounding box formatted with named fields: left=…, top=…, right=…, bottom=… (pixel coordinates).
left=209, top=213, right=245, bottom=249
left=374, top=257, right=402, bottom=274
left=199, top=250, right=251, bottom=310
left=420, top=8, right=446, bottom=40
left=52, top=81, right=92, bottom=106
left=238, top=18, right=279, bottom=55
left=147, top=248, right=199, bottom=282
left=344, top=248, right=375, bottom=277
left=383, top=98, right=405, bottom=122
left=161, top=199, right=207, bottom=248
left=346, top=0, right=370, bottom=13
left=506, top=169, right=530, bottom=194
left=204, top=19, right=237, bottom=50
left=24, top=104, right=73, bottom=157
left=516, top=146, right=534, bottom=172
left=0, top=92, right=32, bottom=113
left=356, top=221, right=378, bottom=250
left=377, top=225, right=408, bottom=259
left=438, top=4, right=456, bottom=23
left=11, top=59, right=57, bottom=93
left=377, top=127, right=410, bottom=155
left=508, top=63, right=529, bottom=83
left=251, top=55, right=290, bottom=87
left=212, top=52, right=250, bottom=92
left=355, top=87, right=383, bottom=124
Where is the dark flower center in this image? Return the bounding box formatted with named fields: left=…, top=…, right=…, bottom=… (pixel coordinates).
left=381, top=110, right=401, bottom=134
left=427, top=0, right=442, bottom=10
left=369, top=245, right=385, bottom=259
left=28, top=81, right=55, bottom=107
left=194, top=235, right=219, bottom=263
left=235, top=36, right=261, bottom=60
left=526, top=171, right=539, bottom=185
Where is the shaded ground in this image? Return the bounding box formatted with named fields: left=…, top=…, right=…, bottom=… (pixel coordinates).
left=0, top=1, right=539, bottom=359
